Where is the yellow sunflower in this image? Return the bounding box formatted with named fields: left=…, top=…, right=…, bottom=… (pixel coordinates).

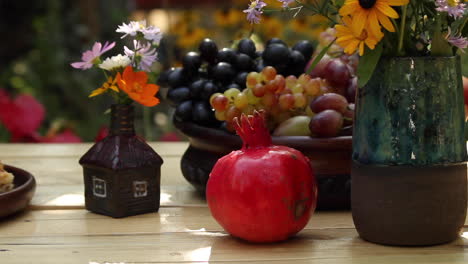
left=335, top=16, right=382, bottom=56
left=339, top=0, right=409, bottom=38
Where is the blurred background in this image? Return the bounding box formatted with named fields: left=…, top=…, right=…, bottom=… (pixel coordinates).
left=0, top=0, right=467, bottom=143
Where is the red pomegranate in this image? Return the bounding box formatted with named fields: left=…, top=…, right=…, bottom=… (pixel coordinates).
left=206, top=111, right=318, bottom=243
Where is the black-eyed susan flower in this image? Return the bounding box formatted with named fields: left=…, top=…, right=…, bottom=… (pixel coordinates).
left=339, top=0, right=409, bottom=38
left=89, top=76, right=119, bottom=97
left=335, top=16, right=383, bottom=56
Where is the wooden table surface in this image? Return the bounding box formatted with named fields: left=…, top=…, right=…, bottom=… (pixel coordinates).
left=0, top=142, right=467, bottom=264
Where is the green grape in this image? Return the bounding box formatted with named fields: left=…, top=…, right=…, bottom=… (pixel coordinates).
left=246, top=72, right=260, bottom=88
left=293, top=93, right=307, bottom=108
left=291, top=83, right=304, bottom=94
left=243, top=105, right=255, bottom=115
left=234, top=92, right=249, bottom=109
left=285, top=76, right=297, bottom=90
left=215, top=110, right=226, bottom=121
left=304, top=78, right=321, bottom=96
left=297, top=74, right=311, bottom=86
left=246, top=89, right=261, bottom=105
left=224, top=88, right=241, bottom=102
left=306, top=106, right=315, bottom=117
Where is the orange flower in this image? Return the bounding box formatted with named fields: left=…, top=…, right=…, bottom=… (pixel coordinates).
left=116, top=66, right=160, bottom=107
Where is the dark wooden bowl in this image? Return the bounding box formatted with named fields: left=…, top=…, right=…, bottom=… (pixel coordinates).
left=0, top=165, right=36, bottom=218
left=174, top=119, right=353, bottom=210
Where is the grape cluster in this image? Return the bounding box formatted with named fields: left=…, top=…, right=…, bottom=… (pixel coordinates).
left=261, top=38, right=315, bottom=77
left=209, top=67, right=326, bottom=131
left=161, top=38, right=262, bottom=126
left=209, top=55, right=357, bottom=137
left=161, top=38, right=316, bottom=127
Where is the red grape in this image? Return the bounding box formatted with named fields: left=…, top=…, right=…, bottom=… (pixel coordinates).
left=309, top=110, right=344, bottom=137
left=323, top=59, right=350, bottom=87
left=274, top=75, right=286, bottom=92
left=346, top=77, right=357, bottom=103
left=212, top=95, right=229, bottom=111
left=225, top=105, right=242, bottom=122
left=308, top=54, right=331, bottom=78
left=262, top=92, right=278, bottom=107
left=279, top=94, right=295, bottom=110
left=252, top=83, right=267, bottom=97
left=310, top=93, right=348, bottom=114
left=343, top=103, right=355, bottom=126
left=261, top=66, right=277, bottom=81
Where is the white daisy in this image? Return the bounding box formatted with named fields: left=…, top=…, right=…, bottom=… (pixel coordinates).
left=124, top=40, right=158, bottom=72
left=116, top=20, right=163, bottom=45
left=99, top=54, right=131, bottom=71
left=116, top=20, right=146, bottom=39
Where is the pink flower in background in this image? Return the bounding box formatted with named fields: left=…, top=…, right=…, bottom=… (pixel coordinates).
left=160, top=132, right=181, bottom=142
left=0, top=90, right=45, bottom=141
left=71, top=41, right=116, bottom=70
left=94, top=126, right=109, bottom=142
left=41, top=129, right=82, bottom=143
left=0, top=89, right=82, bottom=143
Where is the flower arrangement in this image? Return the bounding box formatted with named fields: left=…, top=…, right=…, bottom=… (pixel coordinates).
left=243, top=0, right=467, bottom=86
left=71, top=20, right=162, bottom=107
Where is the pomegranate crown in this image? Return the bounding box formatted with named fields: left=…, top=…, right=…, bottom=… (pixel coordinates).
left=233, top=110, right=272, bottom=149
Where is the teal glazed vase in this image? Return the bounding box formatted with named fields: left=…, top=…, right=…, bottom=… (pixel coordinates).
left=351, top=56, right=467, bottom=246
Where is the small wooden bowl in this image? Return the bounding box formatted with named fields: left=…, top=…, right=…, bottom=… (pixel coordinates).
left=174, top=120, right=353, bottom=210
left=0, top=165, right=36, bottom=218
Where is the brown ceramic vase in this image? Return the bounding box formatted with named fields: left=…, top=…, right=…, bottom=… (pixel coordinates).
left=352, top=56, right=467, bottom=246
left=79, top=104, right=163, bottom=218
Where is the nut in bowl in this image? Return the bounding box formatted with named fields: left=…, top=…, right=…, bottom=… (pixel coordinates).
left=0, top=164, right=36, bottom=218
left=0, top=162, right=14, bottom=193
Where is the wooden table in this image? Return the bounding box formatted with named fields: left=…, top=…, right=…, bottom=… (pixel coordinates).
left=0, top=143, right=467, bottom=264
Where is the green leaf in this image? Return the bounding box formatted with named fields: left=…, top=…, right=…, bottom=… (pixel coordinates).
left=357, top=42, right=383, bottom=88
left=306, top=39, right=336, bottom=75
left=334, top=0, right=345, bottom=6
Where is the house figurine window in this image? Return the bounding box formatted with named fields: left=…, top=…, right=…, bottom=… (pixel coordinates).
left=93, top=177, right=107, bottom=198
left=133, top=181, right=148, bottom=198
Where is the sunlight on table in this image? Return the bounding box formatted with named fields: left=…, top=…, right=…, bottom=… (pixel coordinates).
left=47, top=193, right=83, bottom=206
left=462, top=232, right=468, bottom=239
left=186, top=246, right=212, bottom=262
left=160, top=191, right=172, bottom=204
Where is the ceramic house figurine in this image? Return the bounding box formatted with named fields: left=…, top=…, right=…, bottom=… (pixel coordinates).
left=79, top=104, right=163, bottom=218
left=70, top=20, right=165, bottom=218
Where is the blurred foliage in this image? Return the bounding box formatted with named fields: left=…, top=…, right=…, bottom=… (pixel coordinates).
left=0, top=0, right=176, bottom=142
left=0, top=0, right=466, bottom=142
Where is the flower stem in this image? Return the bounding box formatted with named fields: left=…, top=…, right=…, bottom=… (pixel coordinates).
left=397, top=4, right=408, bottom=56
left=143, top=107, right=153, bottom=141
left=460, top=17, right=468, bottom=33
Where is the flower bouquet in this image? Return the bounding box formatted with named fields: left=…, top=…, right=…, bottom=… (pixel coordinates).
left=243, top=0, right=468, bottom=245
left=72, top=21, right=164, bottom=218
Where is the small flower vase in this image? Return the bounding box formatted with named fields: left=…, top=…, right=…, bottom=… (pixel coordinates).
left=79, top=104, right=163, bottom=218
left=352, top=56, right=467, bottom=246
